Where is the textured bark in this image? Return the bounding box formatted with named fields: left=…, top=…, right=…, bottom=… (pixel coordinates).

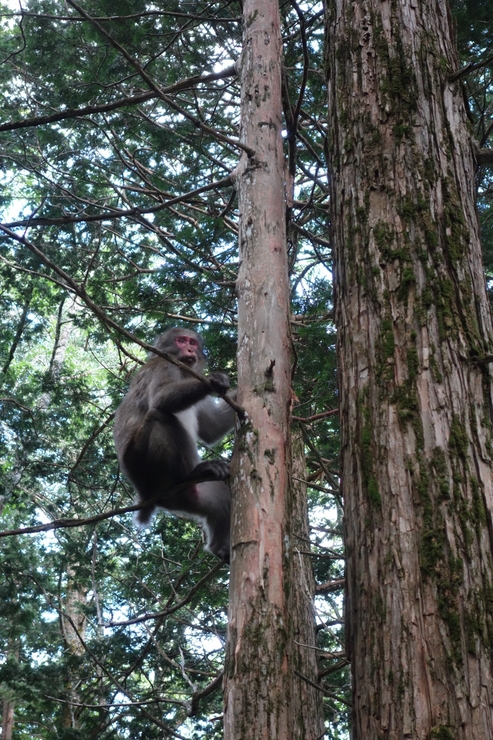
left=326, top=0, right=493, bottom=737
left=223, top=0, right=293, bottom=737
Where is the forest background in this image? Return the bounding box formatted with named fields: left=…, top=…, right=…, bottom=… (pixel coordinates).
left=0, top=0, right=491, bottom=739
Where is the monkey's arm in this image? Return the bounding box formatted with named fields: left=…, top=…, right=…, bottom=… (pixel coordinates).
left=197, top=392, right=236, bottom=446
left=150, top=377, right=210, bottom=415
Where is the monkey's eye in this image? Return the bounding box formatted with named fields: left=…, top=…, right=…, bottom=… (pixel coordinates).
left=176, top=337, right=187, bottom=344
left=189, top=339, right=198, bottom=347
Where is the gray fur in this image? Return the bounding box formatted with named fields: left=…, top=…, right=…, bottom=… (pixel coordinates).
left=114, top=328, right=235, bottom=561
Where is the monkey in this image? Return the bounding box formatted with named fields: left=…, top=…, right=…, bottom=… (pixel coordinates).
left=114, top=327, right=235, bottom=561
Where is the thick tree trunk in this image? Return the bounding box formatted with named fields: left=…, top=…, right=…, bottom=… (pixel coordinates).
left=223, top=0, right=293, bottom=737
left=326, top=0, right=493, bottom=736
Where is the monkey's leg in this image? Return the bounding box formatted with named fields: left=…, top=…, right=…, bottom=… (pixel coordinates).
left=196, top=481, right=231, bottom=561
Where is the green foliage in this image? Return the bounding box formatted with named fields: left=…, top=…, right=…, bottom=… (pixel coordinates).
left=449, top=0, right=493, bottom=283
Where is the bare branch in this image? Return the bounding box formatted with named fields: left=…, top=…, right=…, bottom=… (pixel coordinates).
left=294, top=669, right=351, bottom=706
left=292, top=408, right=338, bottom=423
left=315, top=578, right=345, bottom=594
left=0, top=225, right=245, bottom=418
left=16, top=9, right=240, bottom=22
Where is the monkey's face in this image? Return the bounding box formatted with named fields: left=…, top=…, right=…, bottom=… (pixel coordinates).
left=155, top=328, right=206, bottom=370
left=174, top=334, right=200, bottom=366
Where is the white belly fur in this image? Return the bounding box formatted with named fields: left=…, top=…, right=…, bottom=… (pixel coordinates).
left=175, top=406, right=198, bottom=442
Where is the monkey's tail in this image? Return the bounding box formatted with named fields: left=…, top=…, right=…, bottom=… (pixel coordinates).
left=133, top=501, right=155, bottom=527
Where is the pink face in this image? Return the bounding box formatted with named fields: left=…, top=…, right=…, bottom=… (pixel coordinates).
left=175, top=334, right=199, bottom=364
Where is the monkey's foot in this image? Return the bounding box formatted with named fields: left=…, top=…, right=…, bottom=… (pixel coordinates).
left=213, top=545, right=230, bottom=563
left=188, top=459, right=230, bottom=482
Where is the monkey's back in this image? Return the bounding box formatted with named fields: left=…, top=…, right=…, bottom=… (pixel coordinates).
left=114, top=357, right=200, bottom=500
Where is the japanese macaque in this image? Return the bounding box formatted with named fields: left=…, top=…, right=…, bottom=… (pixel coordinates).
left=114, top=328, right=235, bottom=561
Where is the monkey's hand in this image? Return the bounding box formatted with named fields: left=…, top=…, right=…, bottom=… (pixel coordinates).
left=207, top=372, right=230, bottom=395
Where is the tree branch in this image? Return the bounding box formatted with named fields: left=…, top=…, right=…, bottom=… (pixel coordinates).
left=315, top=578, right=345, bottom=594
left=65, top=0, right=254, bottom=156
left=294, top=669, right=351, bottom=706
left=2, top=175, right=234, bottom=227
left=104, top=560, right=225, bottom=627
left=476, top=148, right=493, bottom=167
left=292, top=408, right=338, bottom=423
left=0, top=225, right=245, bottom=418
left=0, top=67, right=236, bottom=132
left=449, top=52, right=493, bottom=81
left=0, top=477, right=233, bottom=539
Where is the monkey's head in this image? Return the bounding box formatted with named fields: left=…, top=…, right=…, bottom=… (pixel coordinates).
left=155, top=328, right=206, bottom=370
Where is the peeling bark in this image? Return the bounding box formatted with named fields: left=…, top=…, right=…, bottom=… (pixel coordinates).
left=326, top=0, right=493, bottom=736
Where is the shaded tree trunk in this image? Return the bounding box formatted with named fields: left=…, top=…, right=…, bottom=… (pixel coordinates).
left=223, top=0, right=293, bottom=736
left=290, top=430, right=325, bottom=740
left=1, top=697, right=15, bottom=740
left=326, top=0, right=493, bottom=736
left=1, top=641, right=18, bottom=740
left=60, top=565, right=88, bottom=730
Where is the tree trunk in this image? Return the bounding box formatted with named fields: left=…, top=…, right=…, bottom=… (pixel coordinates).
left=223, top=0, right=293, bottom=736
left=290, top=430, right=325, bottom=740
left=326, top=0, right=493, bottom=736
left=60, top=565, right=88, bottom=730
left=1, top=699, right=14, bottom=740
left=1, top=642, right=18, bottom=740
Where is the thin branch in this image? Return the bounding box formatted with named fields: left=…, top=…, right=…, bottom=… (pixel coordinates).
left=318, top=659, right=350, bottom=678
left=37, top=591, right=183, bottom=735
left=2, top=285, right=33, bottom=373
left=68, top=411, right=115, bottom=478
left=289, top=0, right=309, bottom=138
left=0, top=225, right=245, bottom=419
left=104, top=560, right=225, bottom=627
left=42, top=694, right=183, bottom=708
left=0, top=397, right=39, bottom=431
left=16, top=10, right=240, bottom=22
left=0, top=477, right=230, bottom=539
left=0, top=67, right=236, bottom=132
left=187, top=672, right=223, bottom=717
left=2, top=174, right=234, bottom=228
left=291, top=222, right=331, bottom=248
left=65, top=0, right=254, bottom=156
left=294, top=669, right=351, bottom=706
left=292, top=477, right=340, bottom=496
left=449, top=52, right=493, bottom=82
left=292, top=408, right=338, bottom=423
